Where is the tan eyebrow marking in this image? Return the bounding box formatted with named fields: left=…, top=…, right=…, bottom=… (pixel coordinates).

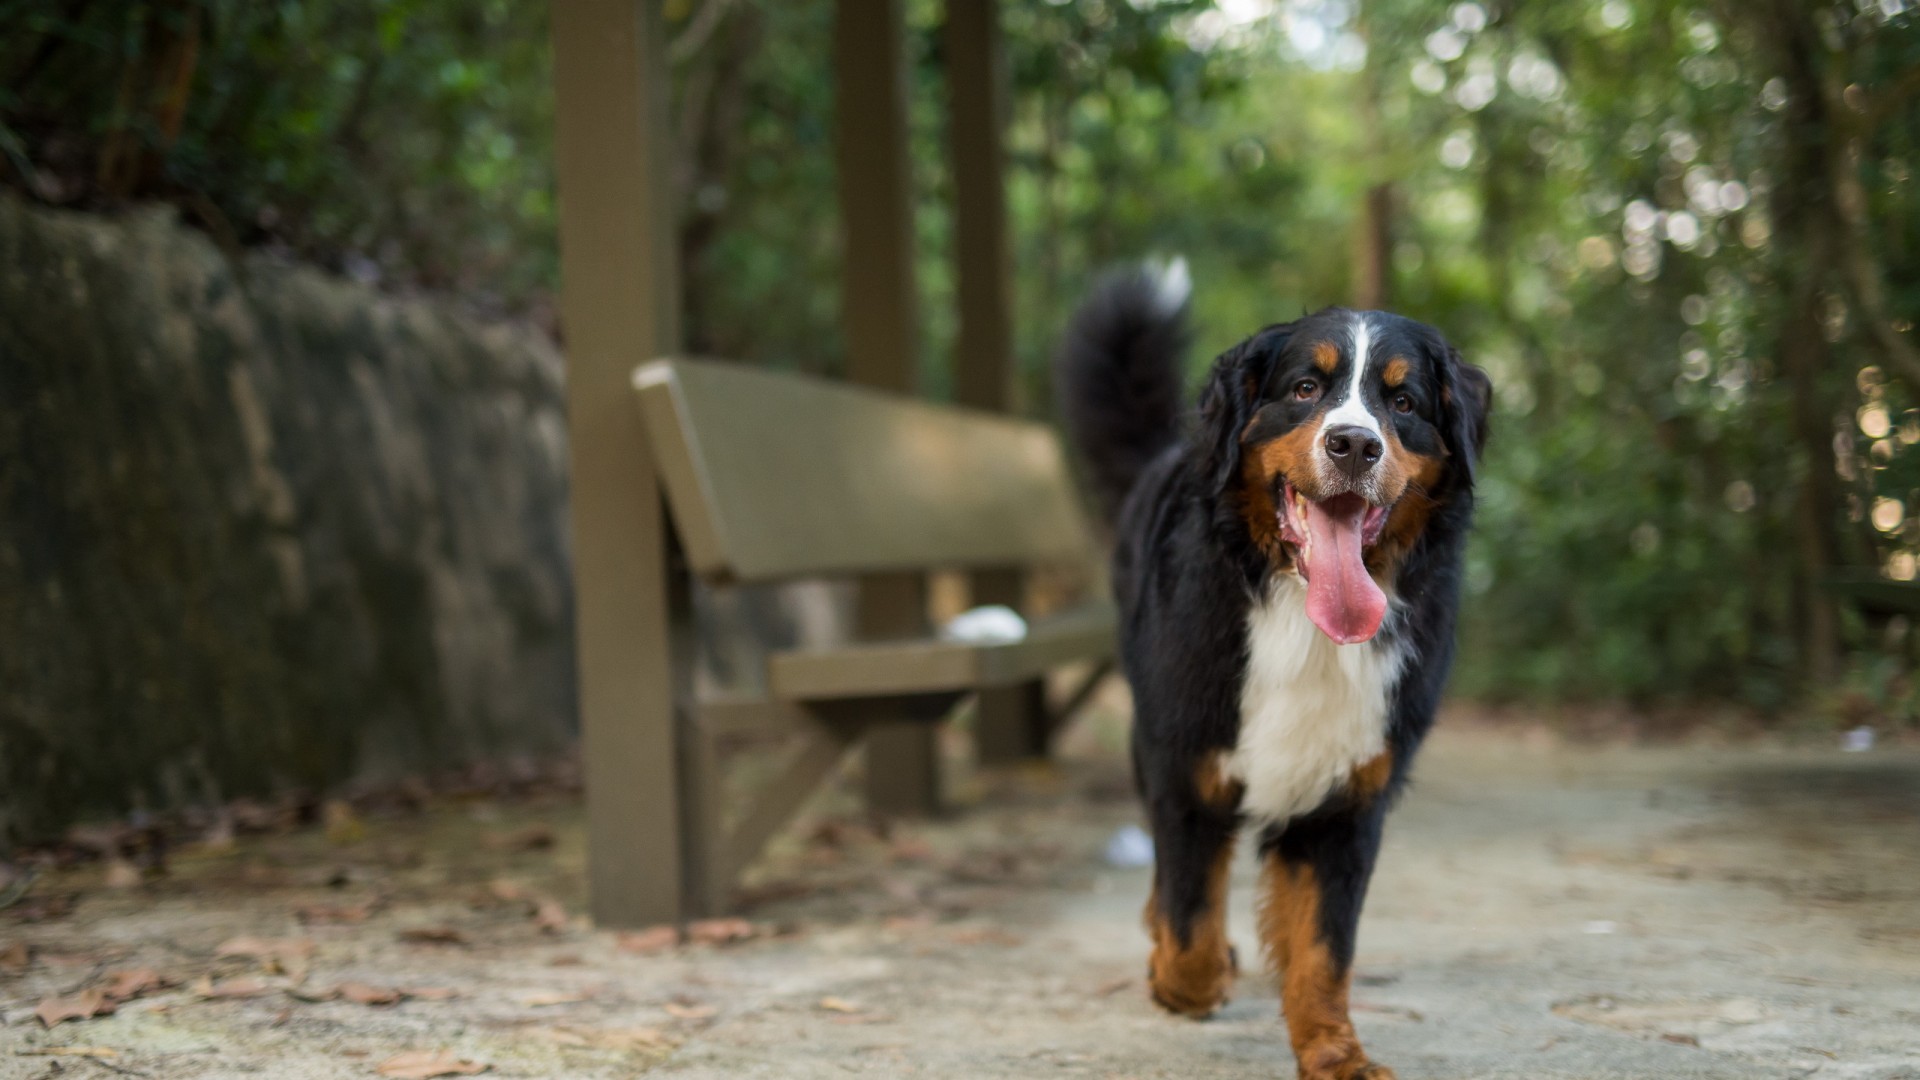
left=1312, top=341, right=1339, bottom=373
left=1383, top=357, right=1411, bottom=387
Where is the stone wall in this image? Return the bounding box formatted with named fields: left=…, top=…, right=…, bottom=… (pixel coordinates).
left=0, top=198, right=576, bottom=843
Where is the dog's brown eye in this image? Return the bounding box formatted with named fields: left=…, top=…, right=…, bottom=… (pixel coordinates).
left=1392, top=393, right=1414, bottom=414
left=1293, top=380, right=1319, bottom=401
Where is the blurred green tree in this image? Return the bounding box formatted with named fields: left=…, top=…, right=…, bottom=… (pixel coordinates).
left=4, top=0, right=1918, bottom=714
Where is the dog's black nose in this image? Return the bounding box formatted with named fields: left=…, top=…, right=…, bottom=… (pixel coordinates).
left=1323, top=424, right=1383, bottom=480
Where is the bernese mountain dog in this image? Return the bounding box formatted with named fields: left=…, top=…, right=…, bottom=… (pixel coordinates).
left=1057, top=265, right=1490, bottom=1080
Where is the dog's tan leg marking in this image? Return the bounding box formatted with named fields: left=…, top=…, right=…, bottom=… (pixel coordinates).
left=1144, top=836, right=1237, bottom=1018
left=1259, top=858, right=1395, bottom=1080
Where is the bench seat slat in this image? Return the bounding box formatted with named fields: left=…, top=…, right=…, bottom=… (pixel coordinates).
left=767, top=602, right=1116, bottom=701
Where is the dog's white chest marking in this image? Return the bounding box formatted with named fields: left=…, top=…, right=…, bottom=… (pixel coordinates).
left=1226, top=576, right=1407, bottom=824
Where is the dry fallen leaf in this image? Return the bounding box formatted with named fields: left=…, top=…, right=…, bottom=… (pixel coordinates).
left=888, top=838, right=934, bottom=862
left=339, top=983, right=404, bottom=1006
left=519, top=988, right=596, bottom=1007
left=817, top=996, right=862, bottom=1014
left=215, top=936, right=316, bottom=963
left=486, top=879, right=532, bottom=905
left=375, top=1050, right=490, bottom=1078
left=323, top=799, right=365, bottom=845
left=0, top=940, right=30, bottom=972
left=537, top=1025, right=675, bottom=1052
left=9, top=892, right=76, bottom=923
left=227, top=798, right=286, bottom=832
left=685, top=917, right=755, bottom=946
left=16, top=1046, right=121, bottom=1059
left=1094, top=977, right=1134, bottom=998
left=1661, top=1032, right=1702, bottom=1047
left=101, top=968, right=175, bottom=1002
left=533, top=899, right=570, bottom=935
left=946, top=927, right=1022, bottom=947
left=484, top=825, right=555, bottom=852
left=399, top=986, right=459, bottom=1001
left=398, top=926, right=468, bottom=946
left=200, top=816, right=237, bottom=854
left=615, top=926, right=679, bottom=955
left=296, top=900, right=379, bottom=924
left=731, top=879, right=812, bottom=908
left=36, top=989, right=116, bottom=1027
left=1351, top=1002, right=1424, bottom=1022
left=662, top=1000, right=716, bottom=1021
left=103, top=858, right=142, bottom=890
left=193, top=976, right=272, bottom=1000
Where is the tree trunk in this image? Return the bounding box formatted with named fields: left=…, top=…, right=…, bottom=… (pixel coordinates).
left=96, top=1, right=201, bottom=199
left=672, top=1, right=762, bottom=356
left=1350, top=3, right=1391, bottom=310
left=1726, top=0, right=1847, bottom=681
left=1351, top=182, right=1392, bottom=310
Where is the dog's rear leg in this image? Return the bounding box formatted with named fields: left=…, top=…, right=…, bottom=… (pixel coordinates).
left=1258, top=808, right=1395, bottom=1080
left=1142, top=776, right=1238, bottom=1019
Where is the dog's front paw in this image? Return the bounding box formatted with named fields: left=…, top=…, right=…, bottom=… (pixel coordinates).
left=1146, top=943, right=1234, bottom=1018
left=1294, top=1035, right=1393, bottom=1080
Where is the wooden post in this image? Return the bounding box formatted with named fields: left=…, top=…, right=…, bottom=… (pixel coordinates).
left=946, top=0, right=1013, bottom=416
left=550, top=0, right=685, bottom=927
left=945, top=0, right=1046, bottom=763
left=834, top=0, right=941, bottom=816
left=835, top=0, right=921, bottom=395
left=1350, top=1, right=1392, bottom=311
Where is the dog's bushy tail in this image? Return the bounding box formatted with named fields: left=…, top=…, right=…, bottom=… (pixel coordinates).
left=1055, top=260, right=1192, bottom=522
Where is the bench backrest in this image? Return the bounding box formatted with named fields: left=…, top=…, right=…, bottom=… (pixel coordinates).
left=632, top=358, right=1096, bottom=585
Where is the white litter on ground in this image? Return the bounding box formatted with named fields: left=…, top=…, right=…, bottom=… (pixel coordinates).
left=942, top=605, right=1028, bottom=644
left=1104, top=824, right=1154, bottom=868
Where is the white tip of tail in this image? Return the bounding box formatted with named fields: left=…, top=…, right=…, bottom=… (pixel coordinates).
left=1148, top=255, right=1192, bottom=315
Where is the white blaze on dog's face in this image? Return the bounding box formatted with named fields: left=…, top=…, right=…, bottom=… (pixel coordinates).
left=1232, top=310, right=1464, bottom=645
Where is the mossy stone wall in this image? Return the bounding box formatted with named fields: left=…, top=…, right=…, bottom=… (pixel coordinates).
left=0, top=199, right=576, bottom=843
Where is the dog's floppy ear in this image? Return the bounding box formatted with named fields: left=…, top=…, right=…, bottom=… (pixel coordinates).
left=1195, top=323, right=1292, bottom=498
left=1430, top=334, right=1491, bottom=485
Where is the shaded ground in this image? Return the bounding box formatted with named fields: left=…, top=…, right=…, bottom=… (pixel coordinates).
left=3, top=710, right=1919, bottom=1079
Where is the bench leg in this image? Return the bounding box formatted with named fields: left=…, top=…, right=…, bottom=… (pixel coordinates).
left=854, top=570, right=942, bottom=817
left=975, top=680, right=1050, bottom=764
left=864, top=721, right=944, bottom=816
left=675, top=708, right=727, bottom=917
left=667, top=525, right=727, bottom=917
left=967, top=567, right=1050, bottom=765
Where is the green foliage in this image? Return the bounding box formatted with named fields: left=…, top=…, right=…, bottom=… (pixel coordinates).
left=1345, top=0, right=1919, bottom=705
left=6, top=0, right=1920, bottom=709
left=1, top=0, right=555, bottom=302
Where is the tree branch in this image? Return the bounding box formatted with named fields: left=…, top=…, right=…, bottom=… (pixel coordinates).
left=670, top=0, right=736, bottom=66
left=1831, top=132, right=1920, bottom=396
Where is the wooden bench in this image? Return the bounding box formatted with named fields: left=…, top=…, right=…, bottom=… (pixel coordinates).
left=612, top=357, right=1114, bottom=918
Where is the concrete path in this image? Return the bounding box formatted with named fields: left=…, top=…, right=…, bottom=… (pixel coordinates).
left=3, top=721, right=1918, bottom=1079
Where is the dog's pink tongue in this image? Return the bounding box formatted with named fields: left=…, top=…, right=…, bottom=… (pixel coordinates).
left=1301, top=495, right=1387, bottom=645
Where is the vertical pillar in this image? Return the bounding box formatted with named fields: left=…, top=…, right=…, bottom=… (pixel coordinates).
left=550, top=0, right=684, bottom=926
left=834, top=0, right=922, bottom=395
left=834, top=0, right=941, bottom=815
left=946, top=0, right=1013, bottom=415
left=946, top=0, right=1047, bottom=763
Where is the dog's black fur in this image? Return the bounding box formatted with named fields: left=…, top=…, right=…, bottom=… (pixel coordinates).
left=1058, top=267, right=1489, bottom=1079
